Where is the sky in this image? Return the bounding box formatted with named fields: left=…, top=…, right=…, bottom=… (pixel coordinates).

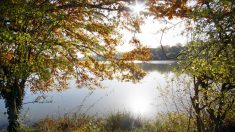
left=117, top=16, right=188, bottom=52
left=116, top=1, right=189, bottom=52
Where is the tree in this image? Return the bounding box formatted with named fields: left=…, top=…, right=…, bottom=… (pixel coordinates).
left=0, top=0, right=151, bottom=131
left=148, top=0, right=235, bottom=131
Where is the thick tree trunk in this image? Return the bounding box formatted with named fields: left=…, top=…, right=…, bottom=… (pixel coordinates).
left=2, top=80, right=25, bottom=132
left=6, top=90, right=19, bottom=131
left=214, top=120, right=222, bottom=132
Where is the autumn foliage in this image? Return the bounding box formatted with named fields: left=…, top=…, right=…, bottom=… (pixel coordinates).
left=0, top=0, right=150, bottom=92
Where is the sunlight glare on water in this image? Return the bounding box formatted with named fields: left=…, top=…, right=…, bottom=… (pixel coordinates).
left=129, top=93, right=151, bottom=115
left=0, top=61, right=177, bottom=128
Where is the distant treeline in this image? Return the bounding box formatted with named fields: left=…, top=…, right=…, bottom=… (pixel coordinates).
left=150, top=44, right=184, bottom=60
left=87, top=44, right=184, bottom=61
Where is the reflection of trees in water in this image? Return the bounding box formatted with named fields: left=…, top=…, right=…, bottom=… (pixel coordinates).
left=137, top=63, right=177, bottom=73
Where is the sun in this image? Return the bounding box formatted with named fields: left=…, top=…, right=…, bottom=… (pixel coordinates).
left=130, top=1, right=146, bottom=15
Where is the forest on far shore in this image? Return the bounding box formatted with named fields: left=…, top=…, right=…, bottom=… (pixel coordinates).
left=149, top=44, right=184, bottom=60
left=92, top=44, right=184, bottom=61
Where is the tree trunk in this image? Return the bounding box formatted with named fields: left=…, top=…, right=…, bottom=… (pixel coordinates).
left=191, top=76, right=207, bottom=132
left=214, top=120, right=222, bottom=132
left=2, top=80, right=25, bottom=132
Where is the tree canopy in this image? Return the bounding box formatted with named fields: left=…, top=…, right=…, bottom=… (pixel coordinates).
left=0, top=0, right=151, bottom=131
left=149, top=0, right=235, bottom=131
left=0, top=0, right=234, bottom=131
left=0, top=0, right=151, bottom=92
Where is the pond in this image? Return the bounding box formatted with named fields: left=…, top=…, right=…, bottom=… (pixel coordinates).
left=0, top=61, right=178, bottom=128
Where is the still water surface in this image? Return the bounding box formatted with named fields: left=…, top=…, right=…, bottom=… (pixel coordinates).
left=0, top=61, right=177, bottom=128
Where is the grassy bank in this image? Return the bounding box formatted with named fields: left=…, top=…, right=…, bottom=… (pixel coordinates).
left=14, top=112, right=196, bottom=132
left=4, top=111, right=235, bottom=132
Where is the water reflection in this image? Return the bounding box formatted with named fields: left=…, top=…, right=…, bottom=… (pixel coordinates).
left=138, top=62, right=176, bottom=73
left=0, top=61, right=176, bottom=128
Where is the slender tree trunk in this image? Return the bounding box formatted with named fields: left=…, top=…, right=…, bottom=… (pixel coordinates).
left=192, top=76, right=205, bottom=132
